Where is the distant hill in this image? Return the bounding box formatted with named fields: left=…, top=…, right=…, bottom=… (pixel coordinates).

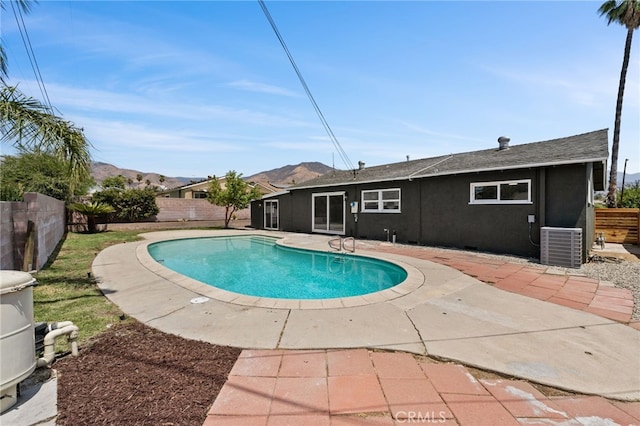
left=246, top=162, right=334, bottom=186
left=91, top=162, right=192, bottom=190
left=90, top=161, right=333, bottom=190
left=617, top=172, right=640, bottom=186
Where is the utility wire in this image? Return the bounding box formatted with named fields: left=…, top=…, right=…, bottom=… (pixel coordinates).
left=10, top=0, right=53, bottom=112
left=258, top=0, right=355, bottom=171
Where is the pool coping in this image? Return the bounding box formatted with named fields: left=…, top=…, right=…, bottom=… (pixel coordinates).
left=136, top=230, right=425, bottom=309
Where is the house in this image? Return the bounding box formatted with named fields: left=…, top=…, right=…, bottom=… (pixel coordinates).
left=251, top=129, right=609, bottom=262
left=160, top=178, right=279, bottom=199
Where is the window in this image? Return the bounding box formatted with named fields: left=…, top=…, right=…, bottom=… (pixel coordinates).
left=193, top=191, right=207, bottom=199
left=470, top=179, right=531, bottom=204
left=361, top=189, right=401, bottom=212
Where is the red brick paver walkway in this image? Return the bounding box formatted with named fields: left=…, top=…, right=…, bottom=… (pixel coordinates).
left=366, top=245, right=635, bottom=324
left=205, top=349, right=640, bottom=425
left=205, top=244, right=639, bottom=425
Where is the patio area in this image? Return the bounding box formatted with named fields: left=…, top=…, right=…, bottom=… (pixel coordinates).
left=8, top=228, right=637, bottom=425
left=206, top=348, right=640, bottom=425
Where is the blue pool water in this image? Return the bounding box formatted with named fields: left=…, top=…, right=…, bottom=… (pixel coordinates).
left=147, top=235, right=407, bottom=299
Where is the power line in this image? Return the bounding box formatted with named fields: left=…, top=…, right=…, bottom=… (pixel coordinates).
left=10, top=0, right=53, bottom=112
left=258, top=0, right=355, bottom=171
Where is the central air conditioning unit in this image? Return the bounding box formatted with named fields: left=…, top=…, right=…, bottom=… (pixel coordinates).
left=540, top=227, right=582, bottom=268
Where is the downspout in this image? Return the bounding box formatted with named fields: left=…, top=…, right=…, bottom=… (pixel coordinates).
left=418, top=179, right=423, bottom=245
left=36, top=321, right=79, bottom=368
left=539, top=168, right=546, bottom=228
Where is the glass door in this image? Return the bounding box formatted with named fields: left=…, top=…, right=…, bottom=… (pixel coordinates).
left=312, top=192, right=345, bottom=234
left=264, top=200, right=278, bottom=230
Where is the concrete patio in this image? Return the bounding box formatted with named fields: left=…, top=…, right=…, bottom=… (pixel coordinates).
left=91, top=230, right=640, bottom=403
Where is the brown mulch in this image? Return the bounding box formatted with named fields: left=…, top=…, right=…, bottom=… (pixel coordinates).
left=55, top=321, right=242, bottom=426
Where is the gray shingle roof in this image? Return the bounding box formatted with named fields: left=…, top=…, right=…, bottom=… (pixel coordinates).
left=291, top=129, right=609, bottom=190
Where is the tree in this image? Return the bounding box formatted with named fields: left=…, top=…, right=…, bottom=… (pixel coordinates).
left=1, top=1, right=92, bottom=196
left=0, top=152, right=94, bottom=201
left=207, top=171, right=262, bottom=228
left=618, top=180, right=640, bottom=207
left=1, top=86, right=92, bottom=196
left=599, top=0, right=640, bottom=207
left=92, top=186, right=159, bottom=222
left=101, top=175, right=126, bottom=189
left=68, top=201, right=114, bottom=233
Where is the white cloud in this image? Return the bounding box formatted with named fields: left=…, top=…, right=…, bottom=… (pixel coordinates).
left=14, top=80, right=313, bottom=128
left=227, top=80, right=301, bottom=98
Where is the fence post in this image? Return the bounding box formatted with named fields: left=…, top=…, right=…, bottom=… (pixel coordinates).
left=22, top=220, right=35, bottom=271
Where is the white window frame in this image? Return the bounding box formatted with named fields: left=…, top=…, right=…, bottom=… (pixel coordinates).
left=469, top=179, right=532, bottom=205
left=361, top=188, right=401, bottom=213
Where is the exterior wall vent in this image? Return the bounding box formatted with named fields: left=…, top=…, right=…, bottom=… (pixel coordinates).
left=540, top=227, right=582, bottom=268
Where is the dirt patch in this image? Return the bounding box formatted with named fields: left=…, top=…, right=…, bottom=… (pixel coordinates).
left=55, top=321, right=241, bottom=426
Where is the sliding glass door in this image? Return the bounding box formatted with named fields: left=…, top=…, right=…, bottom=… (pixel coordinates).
left=264, top=200, right=278, bottom=230
left=312, top=192, right=345, bottom=234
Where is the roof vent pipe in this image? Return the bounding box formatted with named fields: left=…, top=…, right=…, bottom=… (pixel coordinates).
left=358, top=161, right=365, bottom=170
left=498, top=136, right=510, bottom=150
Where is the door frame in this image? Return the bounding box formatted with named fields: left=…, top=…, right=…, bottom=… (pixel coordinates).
left=311, top=191, right=345, bottom=235
left=264, top=199, right=279, bottom=230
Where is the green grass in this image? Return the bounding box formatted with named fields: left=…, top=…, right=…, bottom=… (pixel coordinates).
left=33, top=230, right=144, bottom=350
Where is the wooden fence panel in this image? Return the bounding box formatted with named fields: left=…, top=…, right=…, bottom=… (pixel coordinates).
left=595, top=208, right=640, bottom=244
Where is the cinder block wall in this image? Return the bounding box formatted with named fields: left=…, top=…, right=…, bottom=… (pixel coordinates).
left=155, top=198, right=251, bottom=222
left=1, top=201, right=22, bottom=270
left=26, top=193, right=66, bottom=270
left=0, top=193, right=66, bottom=271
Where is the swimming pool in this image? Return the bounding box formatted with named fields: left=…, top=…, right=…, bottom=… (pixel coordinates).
left=147, top=235, right=407, bottom=299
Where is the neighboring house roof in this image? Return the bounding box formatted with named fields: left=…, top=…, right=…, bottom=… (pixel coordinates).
left=290, top=129, right=609, bottom=190
left=253, top=181, right=281, bottom=194
left=158, top=177, right=280, bottom=197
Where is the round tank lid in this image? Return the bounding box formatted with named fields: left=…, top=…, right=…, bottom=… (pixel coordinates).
left=0, top=270, right=37, bottom=293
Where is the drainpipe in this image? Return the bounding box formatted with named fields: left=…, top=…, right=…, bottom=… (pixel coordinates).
left=36, top=321, right=79, bottom=368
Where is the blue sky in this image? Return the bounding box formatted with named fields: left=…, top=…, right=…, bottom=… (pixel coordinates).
left=3, top=1, right=639, bottom=178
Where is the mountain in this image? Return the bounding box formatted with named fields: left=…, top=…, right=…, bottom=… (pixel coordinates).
left=90, top=161, right=334, bottom=190
left=246, top=162, right=334, bottom=186
left=617, top=172, right=640, bottom=186
left=91, top=162, right=193, bottom=190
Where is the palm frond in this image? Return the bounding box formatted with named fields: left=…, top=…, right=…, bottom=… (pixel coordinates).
left=1, top=85, right=92, bottom=192
left=599, top=0, right=640, bottom=29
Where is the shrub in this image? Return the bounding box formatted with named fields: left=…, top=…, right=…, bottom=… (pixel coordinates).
left=68, top=202, right=115, bottom=233
left=92, top=186, right=159, bottom=222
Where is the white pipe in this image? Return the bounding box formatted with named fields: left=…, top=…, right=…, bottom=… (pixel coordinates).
left=36, top=322, right=79, bottom=368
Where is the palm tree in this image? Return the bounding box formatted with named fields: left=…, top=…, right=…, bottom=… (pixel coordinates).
left=1, top=0, right=92, bottom=197
left=1, top=86, right=92, bottom=195
left=599, top=0, right=640, bottom=207
left=68, top=201, right=114, bottom=233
